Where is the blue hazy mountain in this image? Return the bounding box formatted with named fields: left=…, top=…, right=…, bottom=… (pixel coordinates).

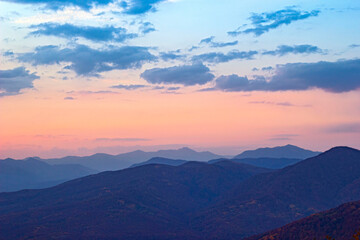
left=43, top=147, right=223, bottom=171
left=0, top=158, right=97, bottom=192
left=130, top=157, right=188, bottom=168
left=209, top=157, right=303, bottom=169
left=234, top=144, right=321, bottom=159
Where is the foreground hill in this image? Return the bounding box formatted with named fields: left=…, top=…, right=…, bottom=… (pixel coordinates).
left=246, top=200, right=360, bottom=240
left=0, top=161, right=271, bottom=240
left=192, top=147, right=360, bottom=239
left=43, top=147, right=223, bottom=171
left=0, top=158, right=97, bottom=192
left=234, top=144, right=321, bottom=159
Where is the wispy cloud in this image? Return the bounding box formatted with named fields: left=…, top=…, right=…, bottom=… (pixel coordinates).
left=199, top=36, right=238, bottom=48
left=228, top=7, right=320, bottom=37
left=192, top=50, right=258, bottom=63
left=29, top=23, right=138, bottom=43
left=17, top=44, right=157, bottom=76
left=262, top=44, right=324, bottom=56
left=111, top=84, right=148, bottom=90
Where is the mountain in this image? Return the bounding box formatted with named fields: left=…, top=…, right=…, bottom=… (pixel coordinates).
left=43, top=147, right=223, bottom=171
left=130, top=157, right=187, bottom=168
left=234, top=144, right=321, bottom=159
left=0, top=160, right=271, bottom=240
left=0, top=158, right=97, bottom=192
left=191, top=147, right=360, bottom=239
left=0, top=146, right=359, bottom=239
left=246, top=200, right=360, bottom=240
left=209, top=157, right=303, bottom=169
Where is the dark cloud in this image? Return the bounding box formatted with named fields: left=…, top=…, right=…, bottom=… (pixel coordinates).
left=262, top=44, right=323, bottom=56
left=29, top=23, right=138, bottom=43
left=120, top=0, right=165, bottom=15
left=214, top=59, right=360, bottom=93
left=3, top=50, right=14, bottom=56
left=0, top=0, right=114, bottom=11
left=17, top=44, right=156, bottom=76
left=141, top=63, right=214, bottom=86
left=192, top=50, right=258, bottom=63
left=111, top=84, right=147, bottom=90
left=228, top=8, right=320, bottom=37
left=200, top=36, right=238, bottom=48
left=0, top=67, right=39, bottom=97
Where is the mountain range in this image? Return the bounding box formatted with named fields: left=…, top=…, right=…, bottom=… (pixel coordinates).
left=42, top=147, right=223, bottom=171
left=0, top=146, right=358, bottom=239
left=0, top=158, right=97, bottom=192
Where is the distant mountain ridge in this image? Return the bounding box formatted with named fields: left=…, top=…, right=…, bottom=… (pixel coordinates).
left=42, top=147, right=223, bottom=171
left=234, top=144, right=321, bottom=159
left=130, top=157, right=187, bottom=168
left=0, top=158, right=97, bottom=192
left=209, top=157, right=303, bottom=169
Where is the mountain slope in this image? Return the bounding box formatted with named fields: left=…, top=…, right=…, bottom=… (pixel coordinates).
left=0, top=158, right=97, bottom=192
left=246, top=200, right=360, bottom=240
left=192, top=147, right=360, bottom=239
left=130, top=157, right=187, bottom=167
left=43, top=147, right=223, bottom=171
left=209, top=157, right=302, bottom=169
left=234, top=144, right=321, bottom=159
left=0, top=160, right=271, bottom=240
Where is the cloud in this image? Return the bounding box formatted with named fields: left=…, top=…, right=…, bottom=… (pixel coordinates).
left=214, top=59, right=360, bottom=93
left=192, top=50, right=258, bottom=63
left=139, top=22, right=155, bottom=34
left=200, top=36, right=238, bottom=48
left=262, top=44, right=323, bottom=56
left=0, top=67, right=39, bottom=97
left=29, top=23, right=138, bottom=43
left=159, top=51, right=185, bottom=61
left=228, top=8, right=320, bottom=37
left=349, top=44, right=360, bottom=48
left=141, top=63, right=214, bottom=86
left=325, top=123, right=360, bottom=133
left=111, top=84, right=147, bottom=90
left=0, top=0, right=114, bottom=11
left=248, top=101, right=295, bottom=107
left=120, top=0, right=165, bottom=15
left=17, top=44, right=157, bottom=76
left=64, top=96, right=75, bottom=100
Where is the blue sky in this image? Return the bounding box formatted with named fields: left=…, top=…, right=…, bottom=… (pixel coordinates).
left=0, top=0, right=360, bottom=158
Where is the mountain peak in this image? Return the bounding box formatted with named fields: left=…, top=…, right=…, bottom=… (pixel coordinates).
left=234, top=144, right=321, bottom=160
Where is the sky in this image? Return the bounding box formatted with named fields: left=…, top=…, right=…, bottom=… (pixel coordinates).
left=0, top=0, right=359, bottom=159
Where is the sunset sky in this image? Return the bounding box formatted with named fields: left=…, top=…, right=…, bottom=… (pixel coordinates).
left=0, top=0, right=359, bottom=159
